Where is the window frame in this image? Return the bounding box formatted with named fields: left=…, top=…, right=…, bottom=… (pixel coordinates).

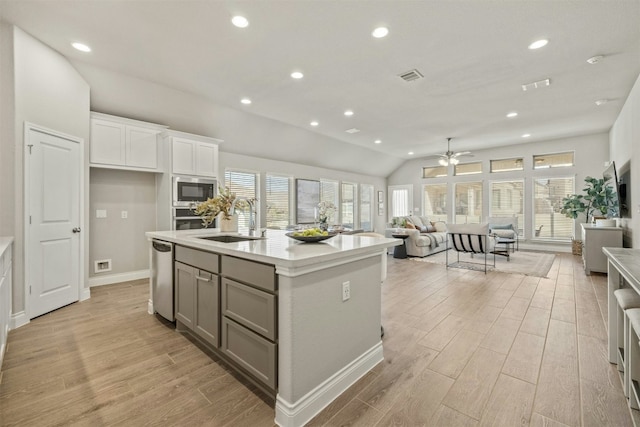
left=531, top=175, right=575, bottom=241
left=224, top=168, right=260, bottom=234
left=454, top=161, right=483, bottom=176
left=489, top=179, right=524, bottom=237
left=453, top=181, right=483, bottom=224
left=265, top=172, right=293, bottom=229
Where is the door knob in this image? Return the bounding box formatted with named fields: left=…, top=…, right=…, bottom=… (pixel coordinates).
left=72, top=227, right=81, bottom=233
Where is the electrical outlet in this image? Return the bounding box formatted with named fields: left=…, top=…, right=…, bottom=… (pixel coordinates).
left=121, top=210, right=128, bottom=219
left=96, top=209, right=107, bottom=218
left=342, top=281, right=350, bottom=301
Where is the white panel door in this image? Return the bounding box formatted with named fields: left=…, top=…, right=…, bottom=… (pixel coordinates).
left=27, top=127, right=81, bottom=318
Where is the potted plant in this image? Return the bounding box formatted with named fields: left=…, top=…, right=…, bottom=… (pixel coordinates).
left=560, top=176, right=617, bottom=255
left=193, top=186, right=248, bottom=230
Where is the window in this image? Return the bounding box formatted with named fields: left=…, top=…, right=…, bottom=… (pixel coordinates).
left=225, top=169, right=258, bottom=234
left=360, top=184, right=374, bottom=231
left=454, top=162, right=482, bottom=176
left=341, top=182, right=357, bottom=228
left=422, top=166, right=447, bottom=178
left=491, top=158, right=524, bottom=173
left=489, top=180, right=524, bottom=235
left=320, top=180, right=339, bottom=224
left=423, top=184, right=447, bottom=222
left=389, top=185, right=412, bottom=218
left=454, top=181, right=482, bottom=223
left=265, top=174, right=291, bottom=229
left=533, top=177, right=574, bottom=240
left=534, top=152, right=574, bottom=169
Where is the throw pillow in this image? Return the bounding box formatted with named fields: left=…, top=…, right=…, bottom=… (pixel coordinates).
left=432, top=221, right=447, bottom=232
left=425, top=225, right=436, bottom=233
left=405, top=222, right=416, bottom=229
left=410, top=216, right=425, bottom=228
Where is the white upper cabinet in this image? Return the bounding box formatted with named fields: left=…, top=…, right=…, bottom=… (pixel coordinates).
left=167, top=131, right=221, bottom=178
left=90, top=112, right=167, bottom=172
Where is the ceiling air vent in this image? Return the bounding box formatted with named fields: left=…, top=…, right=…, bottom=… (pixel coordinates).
left=398, top=69, right=424, bottom=82
left=522, top=78, right=551, bottom=91
left=345, top=128, right=360, bottom=134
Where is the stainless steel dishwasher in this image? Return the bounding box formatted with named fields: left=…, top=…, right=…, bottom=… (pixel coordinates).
left=151, top=239, right=174, bottom=321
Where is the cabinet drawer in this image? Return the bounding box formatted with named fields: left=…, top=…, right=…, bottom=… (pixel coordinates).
left=175, top=245, right=219, bottom=273
left=222, top=278, right=276, bottom=340
left=221, top=317, right=276, bottom=390
left=221, top=256, right=276, bottom=292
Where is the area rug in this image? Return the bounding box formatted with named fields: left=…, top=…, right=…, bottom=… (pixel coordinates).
left=409, top=249, right=556, bottom=277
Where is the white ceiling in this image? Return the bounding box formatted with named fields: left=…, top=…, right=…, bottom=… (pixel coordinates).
left=1, top=0, right=639, bottom=168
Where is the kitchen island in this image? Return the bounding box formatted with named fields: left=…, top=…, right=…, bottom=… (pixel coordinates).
left=145, top=229, right=399, bottom=427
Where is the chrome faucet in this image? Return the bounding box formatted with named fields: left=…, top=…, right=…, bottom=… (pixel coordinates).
left=230, top=197, right=256, bottom=236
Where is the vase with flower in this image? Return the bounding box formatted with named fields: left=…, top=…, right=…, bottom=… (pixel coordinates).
left=316, top=201, right=336, bottom=231
left=193, top=186, right=248, bottom=231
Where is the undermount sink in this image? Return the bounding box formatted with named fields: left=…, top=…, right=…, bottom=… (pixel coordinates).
left=197, top=235, right=264, bottom=243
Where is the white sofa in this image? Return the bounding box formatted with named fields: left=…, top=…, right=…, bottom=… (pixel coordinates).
left=385, top=216, right=448, bottom=257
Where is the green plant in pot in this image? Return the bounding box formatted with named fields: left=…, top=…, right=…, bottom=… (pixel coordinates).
left=560, top=176, right=617, bottom=254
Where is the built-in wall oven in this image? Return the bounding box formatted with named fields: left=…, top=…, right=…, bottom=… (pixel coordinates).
left=173, top=207, right=213, bottom=230
left=172, top=176, right=216, bottom=207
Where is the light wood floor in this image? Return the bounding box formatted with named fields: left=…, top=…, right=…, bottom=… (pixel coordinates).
left=0, top=253, right=633, bottom=426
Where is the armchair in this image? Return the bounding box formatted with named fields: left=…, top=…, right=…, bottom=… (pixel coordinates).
left=488, top=216, right=518, bottom=251
left=446, top=223, right=495, bottom=274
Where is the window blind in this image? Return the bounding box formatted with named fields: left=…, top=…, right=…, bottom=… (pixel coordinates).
left=454, top=181, right=482, bottom=223
left=341, top=182, right=357, bottom=228
left=360, top=184, right=373, bottom=231
left=225, top=170, right=257, bottom=234
left=490, top=180, right=524, bottom=235
left=533, top=177, right=574, bottom=240
left=320, top=180, right=339, bottom=224
left=266, top=174, right=291, bottom=229
left=423, top=184, right=447, bottom=222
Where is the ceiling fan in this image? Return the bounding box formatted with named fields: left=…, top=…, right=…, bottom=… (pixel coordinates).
left=431, top=137, right=472, bottom=166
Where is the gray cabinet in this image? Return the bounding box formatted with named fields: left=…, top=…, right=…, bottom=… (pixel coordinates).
left=220, top=255, right=278, bottom=392
left=581, top=224, right=623, bottom=275
left=174, top=246, right=220, bottom=347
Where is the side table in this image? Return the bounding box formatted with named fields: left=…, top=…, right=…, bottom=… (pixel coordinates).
left=392, top=233, right=410, bottom=259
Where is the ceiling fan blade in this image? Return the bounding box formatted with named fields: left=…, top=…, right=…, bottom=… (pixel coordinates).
left=452, top=151, right=472, bottom=157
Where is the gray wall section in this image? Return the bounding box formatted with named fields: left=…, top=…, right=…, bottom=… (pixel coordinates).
left=4, top=25, right=90, bottom=316
left=610, top=73, right=640, bottom=248
left=89, top=169, right=157, bottom=277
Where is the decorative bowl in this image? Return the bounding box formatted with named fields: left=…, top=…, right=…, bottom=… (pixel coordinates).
left=285, top=232, right=338, bottom=243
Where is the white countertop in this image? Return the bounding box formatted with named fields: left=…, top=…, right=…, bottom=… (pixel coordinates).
left=603, top=247, right=640, bottom=288
left=146, top=229, right=400, bottom=269
left=0, top=236, right=14, bottom=256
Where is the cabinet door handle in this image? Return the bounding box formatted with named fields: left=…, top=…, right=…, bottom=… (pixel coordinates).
left=195, top=275, right=211, bottom=282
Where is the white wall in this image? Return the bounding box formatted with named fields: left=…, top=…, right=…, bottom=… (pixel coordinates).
left=610, top=72, right=640, bottom=247
left=89, top=169, right=157, bottom=278
left=4, top=26, right=90, bottom=319
left=388, top=133, right=610, bottom=242
left=220, top=152, right=388, bottom=233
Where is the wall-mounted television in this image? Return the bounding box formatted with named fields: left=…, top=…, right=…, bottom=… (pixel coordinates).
left=603, top=161, right=620, bottom=218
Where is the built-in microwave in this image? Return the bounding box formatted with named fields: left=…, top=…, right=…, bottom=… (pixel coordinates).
left=172, top=176, right=216, bottom=207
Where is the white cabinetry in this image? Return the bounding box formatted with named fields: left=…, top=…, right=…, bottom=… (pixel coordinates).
left=170, top=134, right=220, bottom=178
left=90, top=112, right=167, bottom=172
left=581, top=223, right=623, bottom=275
left=0, top=238, right=13, bottom=367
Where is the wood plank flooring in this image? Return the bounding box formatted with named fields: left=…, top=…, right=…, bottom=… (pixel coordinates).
left=0, top=253, right=633, bottom=426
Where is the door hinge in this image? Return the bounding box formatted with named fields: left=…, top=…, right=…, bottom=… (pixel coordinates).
left=29, top=215, right=32, bottom=224
left=27, top=144, right=33, bottom=154
left=29, top=285, right=31, bottom=295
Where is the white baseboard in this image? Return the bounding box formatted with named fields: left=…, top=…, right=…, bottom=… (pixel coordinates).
left=11, top=310, right=29, bottom=330
left=80, top=287, right=91, bottom=301
left=88, top=269, right=149, bottom=287
left=148, top=298, right=154, bottom=315
left=275, top=342, right=383, bottom=427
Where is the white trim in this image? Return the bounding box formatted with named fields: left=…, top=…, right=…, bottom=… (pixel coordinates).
left=148, top=298, right=154, bottom=315
left=23, top=122, right=85, bottom=321
left=11, top=310, right=29, bottom=330
left=275, top=342, right=383, bottom=427
left=81, top=287, right=91, bottom=301
left=88, top=269, right=150, bottom=287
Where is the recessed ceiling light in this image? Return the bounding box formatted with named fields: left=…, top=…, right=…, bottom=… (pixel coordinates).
left=506, top=112, right=518, bottom=118
left=408, top=151, right=414, bottom=155
left=310, top=121, right=319, bottom=126
left=522, top=133, right=531, bottom=138
left=344, top=110, right=354, bottom=117
left=291, top=71, right=304, bottom=79
left=241, top=98, right=252, bottom=105
left=71, top=42, right=91, bottom=52
left=231, top=15, right=249, bottom=28
left=528, top=39, right=548, bottom=50
left=374, top=139, right=382, bottom=144
left=595, top=99, right=609, bottom=106
left=372, top=27, right=389, bottom=38
left=345, top=128, right=360, bottom=134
